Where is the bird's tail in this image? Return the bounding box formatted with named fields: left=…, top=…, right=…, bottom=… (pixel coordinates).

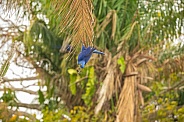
left=93, top=50, right=105, bottom=55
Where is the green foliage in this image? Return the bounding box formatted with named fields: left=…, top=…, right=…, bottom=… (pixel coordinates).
left=38, top=89, right=45, bottom=104
left=0, top=88, right=17, bottom=106
left=139, top=0, right=183, bottom=45
left=42, top=107, right=69, bottom=122
left=177, top=107, right=184, bottom=121
left=68, top=67, right=97, bottom=106
left=93, top=0, right=137, bottom=51
left=117, top=57, right=126, bottom=74
left=142, top=73, right=184, bottom=121
left=22, top=19, right=63, bottom=72
left=82, top=67, right=96, bottom=106
left=41, top=105, right=116, bottom=122
left=68, top=69, right=79, bottom=95
left=69, top=106, right=115, bottom=122
left=178, top=89, right=184, bottom=106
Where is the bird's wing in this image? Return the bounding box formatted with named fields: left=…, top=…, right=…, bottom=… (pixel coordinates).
left=78, top=47, right=95, bottom=61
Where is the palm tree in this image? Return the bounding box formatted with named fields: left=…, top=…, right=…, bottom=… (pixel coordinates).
left=0, top=0, right=184, bottom=121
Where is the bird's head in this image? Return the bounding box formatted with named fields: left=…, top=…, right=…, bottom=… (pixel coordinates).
left=78, top=60, right=85, bottom=68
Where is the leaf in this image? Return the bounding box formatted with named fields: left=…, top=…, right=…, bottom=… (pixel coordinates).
left=89, top=67, right=94, bottom=78
left=38, top=89, right=45, bottom=104
left=138, top=84, right=152, bottom=92
left=69, top=74, right=77, bottom=95
left=82, top=67, right=95, bottom=106
left=111, top=10, right=117, bottom=40
left=0, top=60, right=10, bottom=77
left=117, top=57, right=125, bottom=74
left=68, top=69, right=78, bottom=75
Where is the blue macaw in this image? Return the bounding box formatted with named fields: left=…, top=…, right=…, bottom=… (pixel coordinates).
left=78, top=44, right=104, bottom=68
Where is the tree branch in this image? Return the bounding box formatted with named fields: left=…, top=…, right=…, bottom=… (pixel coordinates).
left=123, top=72, right=138, bottom=77
left=16, top=103, right=41, bottom=110
left=0, top=102, right=40, bottom=110
left=2, top=76, right=38, bottom=83
left=69, top=76, right=88, bottom=86
left=0, top=88, right=38, bottom=95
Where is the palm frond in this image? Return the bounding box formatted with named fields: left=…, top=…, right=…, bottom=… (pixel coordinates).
left=53, top=0, right=94, bottom=47
left=117, top=21, right=138, bottom=52
left=111, top=10, right=117, bottom=40
left=95, top=51, right=114, bottom=114
left=95, top=50, right=122, bottom=114
left=96, top=11, right=113, bottom=38
left=161, top=55, right=184, bottom=78
left=95, top=67, right=115, bottom=114
left=116, top=62, right=137, bottom=122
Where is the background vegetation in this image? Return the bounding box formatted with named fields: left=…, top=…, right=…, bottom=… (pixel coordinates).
left=0, top=0, right=184, bottom=121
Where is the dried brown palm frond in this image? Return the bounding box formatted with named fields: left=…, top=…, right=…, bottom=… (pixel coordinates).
left=52, top=0, right=94, bottom=47
left=95, top=66, right=115, bottom=114
left=115, top=50, right=156, bottom=122
left=138, top=90, right=144, bottom=106
left=135, top=53, right=156, bottom=109
left=161, top=55, right=184, bottom=78
left=95, top=50, right=122, bottom=114
left=137, top=61, right=156, bottom=84
left=116, top=62, right=138, bottom=122
left=137, top=84, right=152, bottom=92
left=94, top=47, right=155, bottom=121
left=111, top=10, right=117, bottom=40
left=95, top=50, right=114, bottom=114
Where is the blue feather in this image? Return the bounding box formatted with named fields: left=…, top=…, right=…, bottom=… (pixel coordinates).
left=78, top=44, right=104, bottom=68
left=93, top=50, right=105, bottom=55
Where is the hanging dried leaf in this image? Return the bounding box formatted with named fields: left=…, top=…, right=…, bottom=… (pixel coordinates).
left=137, top=84, right=152, bottom=92
left=138, top=90, right=144, bottom=106
left=116, top=63, right=137, bottom=122
left=111, top=10, right=117, bottom=40
left=95, top=50, right=122, bottom=115
left=95, top=66, right=115, bottom=114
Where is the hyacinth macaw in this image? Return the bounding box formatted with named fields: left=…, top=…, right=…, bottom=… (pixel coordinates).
left=78, top=44, right=104, bottom=68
